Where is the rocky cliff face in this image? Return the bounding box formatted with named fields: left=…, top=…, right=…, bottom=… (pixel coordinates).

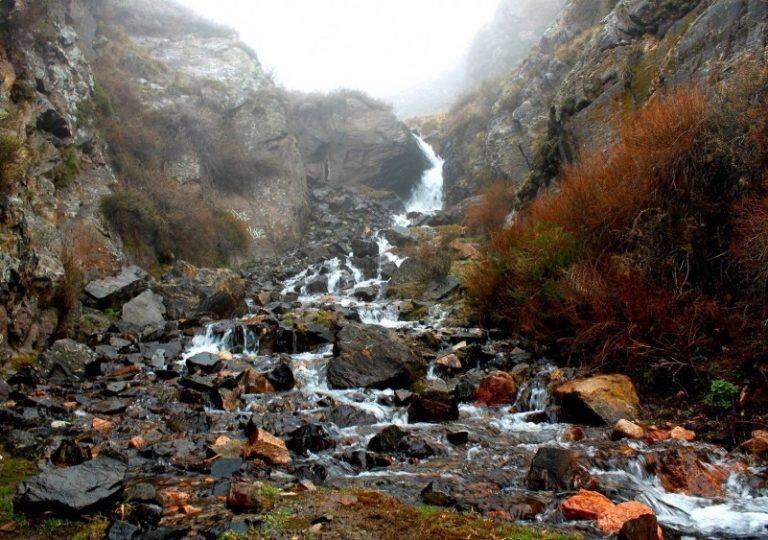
left=289, top=91, right=429, bottom=200
left=96, top=0, right=309, bottom=249
left=0, top=0, right=428, bottom=363
left=465, top=0, right=565, bottom=86
left=0, top=0, right=123, bottom=360
left=441, top=0, right=768, bottom=205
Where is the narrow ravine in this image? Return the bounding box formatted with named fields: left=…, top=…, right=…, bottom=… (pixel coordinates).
left=180, top=135, right=768, bottom=538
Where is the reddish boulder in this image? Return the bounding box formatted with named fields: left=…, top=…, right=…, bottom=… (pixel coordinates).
left=597, top=501, right=660, bottom=537
left=670, top=426, right=695, bottom=442
left=242, top=429, right=291, bottom=465
left=650, top=448, right=726, bottom=498
left=554, top=374, right=640, bottom=425
left=475, top=371, right=518, bottom=406
left=561, top=490, right=615, bottom=520
left=741, top=430, right=768, bottom=456
left=612, top=419, right=645, bottom=441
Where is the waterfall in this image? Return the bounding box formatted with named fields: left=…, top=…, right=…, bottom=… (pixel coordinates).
left=394, top=134, right=444, bottom=227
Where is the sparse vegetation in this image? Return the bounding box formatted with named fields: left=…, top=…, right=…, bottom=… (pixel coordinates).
left=467, top=77, right=768, bottom=413
left=0, top=135, right=24, bottom=191
left=91, top=29, right=251, bottom=267
left=53, top=146, right=79, bottom=189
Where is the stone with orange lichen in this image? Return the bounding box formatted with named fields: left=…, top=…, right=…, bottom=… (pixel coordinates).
left=561, top=490, right=615, bottom=520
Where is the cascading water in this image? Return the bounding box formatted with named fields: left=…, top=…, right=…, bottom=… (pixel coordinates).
left=393, top=133, right=445, bottom=226
left=176, top=133, right=768, bottom=538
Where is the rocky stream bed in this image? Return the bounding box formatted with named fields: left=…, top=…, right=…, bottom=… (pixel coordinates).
left=1, top=137, right=767, bottom=540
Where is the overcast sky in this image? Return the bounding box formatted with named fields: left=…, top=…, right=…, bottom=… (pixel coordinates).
left=175, top=0, right=499, bottom=98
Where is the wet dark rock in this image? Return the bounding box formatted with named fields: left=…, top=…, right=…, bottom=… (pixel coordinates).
left=287, top=423, right=335, bottom=455
left=352, top=286, right=378, bottom=302
left=186, top=352, right=221, bottom=374
left=307, top=276, right=329, bottom=294
left=384, top=226, right=414, bottom=246
left=14, top=457, right=126, bottom=516
left=107, top=521, right=140, bottom=540
left=526, top=447, right=590, bottom=492
left=408, top=390, right=459, bottom=423
left=84, top=266, right=147, bottom=309
left=338, top=450, right=391, bottom=470
left=39, top=339, right=97, bottom=380
left=397, top=436, right=435, bottom=459
left=367, top=425, right=406, bottom=453
left=91, top=399, right=129, bottom=415
left=211, top=457, right=244, bottom=478
left=328, top=404, right=377, bottom=428
left=328, top=323, right=424, bottom=389
left=421, top=480, right=456, bottom=506
left=351, top=238, right=379, bottom=258
left=447, top=431, right=469, bottom=446
left=454, top=376, right=478, bottom=404
left=266, top=363, right=295, bottom=391
left=196, top=277, right=247, bottom=319
left=51, top=438, right=91, bottom=467
left=0, top=379, right=10, bottom=401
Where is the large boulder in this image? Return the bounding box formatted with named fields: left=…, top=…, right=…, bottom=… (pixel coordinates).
left=121, top=290, right=166, bottom=328
left=648, top=447, right=726, bottom=498
left=553, top=374, right=640, bottom=425
left=561, top=490, right=615, bottom=520
left=288, top=91, right=430, bottom=199
left=84, top=266, right=147, bottom=309
left=596, top=502, right=659, bottom=538
left=328, top=323, right=424, bottom=389
left=14, top=458, right=126, bottom=516
left=475, top=371, right=518, bottom=406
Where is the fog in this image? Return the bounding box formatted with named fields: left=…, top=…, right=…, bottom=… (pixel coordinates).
left=175, top=0, right=499, bottom=100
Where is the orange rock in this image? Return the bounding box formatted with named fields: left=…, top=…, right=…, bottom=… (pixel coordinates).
left=475, top=371, right=518, bottom=406
left=435, top=353, right=462, bottom=371
left=741, top=430, right=768, bottom=456
left=560, top=426, right=585, bottom=442
left=554, top=374, right=640, bottom=425
left=654, top=448, right=726, bottom=498
left=179, top=504, right=202, bottom=516
left=129, top=436, right=146, bottom=449
left=646, top=428, right=671, bottom=443
left=670, top=426, right=695, bottom=442
left=596, top=501, right=657, bottom=536
left=561, top=490, right=615, bottom=520
left=163, top=490, right=191, bottom=504
left=240, top=368, right=275, bottom=394
left=612, top=419, right=646, bottom=440
left=242, top=428, right=291, bottom=465
left=92, top=417, right=113, bottom=432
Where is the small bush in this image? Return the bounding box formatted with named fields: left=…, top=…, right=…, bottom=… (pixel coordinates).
left=55, top=249, right=84, bottom=338
left=467, top=82, right=768, bottom=396
left=465, top=181, right=516, bottom=235
left=0, top=135, right=23, bottom=190
left=54, top=146, right=79, bottom=189
left=704, top=379, right=740, bottom=413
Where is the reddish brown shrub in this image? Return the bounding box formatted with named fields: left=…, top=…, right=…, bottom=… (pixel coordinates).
left=465, top=181, right=516, bottom=235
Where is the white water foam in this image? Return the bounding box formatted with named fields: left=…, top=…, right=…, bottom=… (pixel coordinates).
left=393, top=133, right=445, bottom=226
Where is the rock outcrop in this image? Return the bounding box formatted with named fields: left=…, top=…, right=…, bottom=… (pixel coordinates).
left=441, top=0, right=768, bottom=206
left=289, top=90, right=429, bottom=200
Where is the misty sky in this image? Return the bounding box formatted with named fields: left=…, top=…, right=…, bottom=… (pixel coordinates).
left=176, top=0, right=499, bottom=98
